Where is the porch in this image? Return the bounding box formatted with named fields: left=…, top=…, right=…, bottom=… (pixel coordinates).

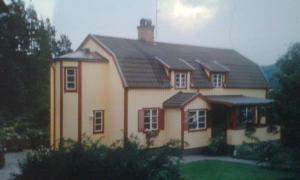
left=206, top=95, right=280, bottom=146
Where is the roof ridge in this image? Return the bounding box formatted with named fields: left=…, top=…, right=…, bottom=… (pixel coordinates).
left=92, top=34, right=235, bottom=51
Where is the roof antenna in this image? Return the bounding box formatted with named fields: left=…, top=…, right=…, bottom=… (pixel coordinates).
left=155, top=0, right=158, bottom=41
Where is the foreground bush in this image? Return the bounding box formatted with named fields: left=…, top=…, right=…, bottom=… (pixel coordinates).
left=0, top=145, right=4, bottom=169
left=236, top=140, right=300, bottom=171
left=12, top=138, right=182, bottom=180
left=255, top=141, right=300, bottom=170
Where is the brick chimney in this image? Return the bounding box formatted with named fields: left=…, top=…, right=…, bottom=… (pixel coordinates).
left=137, top=18, right=154, bottom=42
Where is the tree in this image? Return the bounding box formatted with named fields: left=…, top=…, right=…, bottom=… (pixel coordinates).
left=272, top=43, right=300, bottom=147
left=0, top=0, right=72, bottom=127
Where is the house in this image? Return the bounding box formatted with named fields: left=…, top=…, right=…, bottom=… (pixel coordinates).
left=50, top=19, right=280, bottom=151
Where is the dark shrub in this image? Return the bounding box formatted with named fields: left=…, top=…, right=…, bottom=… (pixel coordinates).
left=12, top=138, right=182, bottom=180
left=254, top=141, right=300, bottom=170
left=0, top=144, right=5, bottom=169
left=207, top=133, right=227, bottom=155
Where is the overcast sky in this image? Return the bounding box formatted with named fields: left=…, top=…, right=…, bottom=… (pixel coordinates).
left=22, top=0, right=300, bottom=65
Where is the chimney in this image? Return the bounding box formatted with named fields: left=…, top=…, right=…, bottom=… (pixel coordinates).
left=137, top=18, right=154, bottom=43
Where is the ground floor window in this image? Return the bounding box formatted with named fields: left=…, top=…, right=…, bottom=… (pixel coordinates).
left=144, top=108, right=158, bottom=131
left=93, top=110, right=104, bottom=133
left=188, top=109, right=206, bottom=130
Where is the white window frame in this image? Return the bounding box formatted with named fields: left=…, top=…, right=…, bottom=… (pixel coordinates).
left=65, top=67, right=77, bottom=91
left=241, top=106, right=257, bottom=124
left=175, top=72, right=187, bottom=89
left=188, top=109, right=207, bottom=130
left=93, top=110, right=104, bottom=133
left=212, top=73, right=223, bottom=88
left=144, top=108, right=158, bottom=131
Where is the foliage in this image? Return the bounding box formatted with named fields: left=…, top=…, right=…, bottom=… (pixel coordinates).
left=271, top=43, right=300, bottom=148
left=254, top=141, right=300, bottom=171
left=0, top=120, right=48, bottom=151
left=261, top=64, right=279, bottom=89
left=12, top=138, right=182, bottom=180
left=180, top=160, right=299, bottom=180
left=235, top=143, right=258, bottom=160
left=0, top=0, right=72, bottom=128
left=208, top=133, right=226, bottom=155
left=0, top=144, right=5, bottom=169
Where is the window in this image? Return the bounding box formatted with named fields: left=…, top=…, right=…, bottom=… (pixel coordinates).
left=212, top=73, right=223, bottom=88
left=238, top=107, right=257, bottom=125
left=93, top=110, right=104, bottom=133
left=144, top=109, right=158, bottom=131
left=188, top=109, right=206, bottom=130
left=65, top=67, right=77, bottom=91
left=175, top=72, right=187, bottom=89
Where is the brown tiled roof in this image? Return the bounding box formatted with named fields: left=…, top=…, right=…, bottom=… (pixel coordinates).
left=54, top=50, right=108, bottom=62
left=163, top=92, right=199, bottom=108
left=90, top=35, right=268, bottom=89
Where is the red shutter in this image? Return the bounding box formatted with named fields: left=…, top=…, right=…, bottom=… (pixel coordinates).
left=159, top=108, right=165, bottom=130
left=138, top=109, right=144, bottom=132
left=183, top=111, right=189, bottom=131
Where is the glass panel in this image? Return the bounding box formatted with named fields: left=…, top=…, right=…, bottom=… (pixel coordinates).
left=67, top=83, right=75, bottom=88
left=188, top=111, right=197, bottom=129
left=151, top=117, right=157, bottom=123
left=144, top=117, right=150, bottom=123
left=95, top=112, right=102, bottom=118
left=144, top=110, right=150, bottom=117
left=67, top=76, right=75, bottom=82
left=67, top=69, right=75, bottom=75
left=95, top=118, right=102, bottom=124
left=144, top=124, right=150, bottom=130
left=198, top=110, right=205, bottom=116
left=95, top=125, right=102, bottom=130
left=198, top=123, right=205, bottom=128
left=152, top=123, right=157, bottom=129
left=152, top=109, right=157, bottom=116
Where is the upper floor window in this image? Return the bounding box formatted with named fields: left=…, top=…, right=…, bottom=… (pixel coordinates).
left=144, top=108, right=158, bottom=131
left=188, top=109, right=207, bottom=130
left=175, top=72, right=187, bottom=89
left=212, top=73, right=223, bottom=88
left=65, top=67, right=77, bottom=92
left=93, top=110, right=104, bottom=133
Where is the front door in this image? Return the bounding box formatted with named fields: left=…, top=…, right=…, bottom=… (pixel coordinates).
left=211, top=105, right=228, bottom=138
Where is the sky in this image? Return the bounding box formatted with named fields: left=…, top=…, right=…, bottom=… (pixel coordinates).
left=20, top=0, right=300, bottom=65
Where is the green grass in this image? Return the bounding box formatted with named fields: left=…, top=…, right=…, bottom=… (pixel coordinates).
left=180, top=160, right=299, bottom=180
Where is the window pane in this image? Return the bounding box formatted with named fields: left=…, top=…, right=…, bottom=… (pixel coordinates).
left=198, top=123, right=205, bottom=128
left=67, top=83, right=75, bottom=88
left=95, top=112, right=102, bottom=118
left=151, top=117, right=157, bottom=123
left=144, top=124, right=150, bottom=130
left=67, top=69, right=74, bottom=75
left=144, top=117, right=150, bottom=123
left=95, top=118, right=102, bottom=124
left=95, top=125, right=102, bottom=130
left=67, top=76, right=75, bottom=82
left=144, top=110, right=150, bottom=117
left=152, top=109, right=157, bottom=116
left=152, top=123, right=157, bottom=129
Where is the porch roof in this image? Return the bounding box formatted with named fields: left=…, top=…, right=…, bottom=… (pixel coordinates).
left=206, top=95, right=273, bottom=106
left=163, top=92, right=199, bottom=108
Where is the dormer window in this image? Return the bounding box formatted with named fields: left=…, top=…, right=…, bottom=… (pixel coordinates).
left=212, top=73, right=223, bottom=88
left=175, top=72, right=187, bottom=89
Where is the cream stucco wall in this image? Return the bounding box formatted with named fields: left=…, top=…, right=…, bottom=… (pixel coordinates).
left=80, top=38, right=124, bottom=144
left=184, top=97, right=212, bottom=149
left=81, top=62, right=108, bottom=143
left=227, top=126, right=281, bottom=146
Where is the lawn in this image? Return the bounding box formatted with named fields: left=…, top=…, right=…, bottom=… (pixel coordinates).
left=180, top=160, right=299, bottom=180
